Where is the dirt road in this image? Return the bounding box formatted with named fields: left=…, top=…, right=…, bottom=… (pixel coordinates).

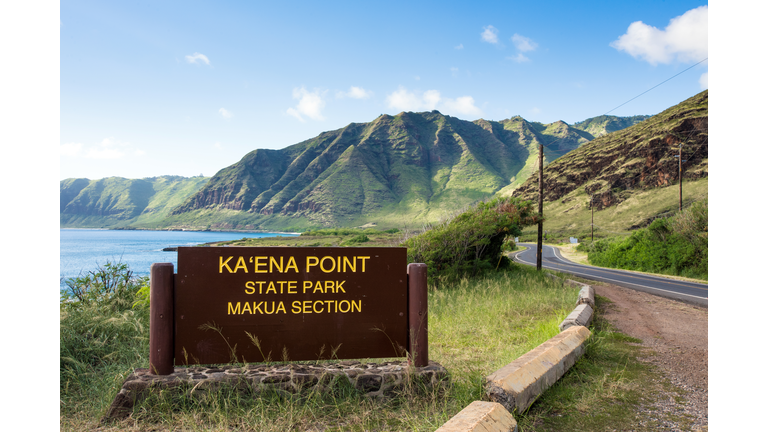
left=595, top=282, right=708, bottom=430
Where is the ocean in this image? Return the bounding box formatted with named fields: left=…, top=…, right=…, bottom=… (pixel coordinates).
left=59, top=229, right=298, bottom=290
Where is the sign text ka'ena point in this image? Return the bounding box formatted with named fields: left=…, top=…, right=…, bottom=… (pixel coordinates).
left=148, top=247, right=428, bottom=374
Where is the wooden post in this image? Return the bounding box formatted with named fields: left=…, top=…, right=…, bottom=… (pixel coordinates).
left=407, top=263, right=428, bottom=367
left=149, top=263, right=174, bottom=375
left=537, top=143, right=544, bottom=271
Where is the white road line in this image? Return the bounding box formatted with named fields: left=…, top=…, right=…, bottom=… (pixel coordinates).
left=513, top=253, right=708, bottom=301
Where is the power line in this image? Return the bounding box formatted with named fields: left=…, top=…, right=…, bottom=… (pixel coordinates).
left=602, top=58, right=708, bottom=116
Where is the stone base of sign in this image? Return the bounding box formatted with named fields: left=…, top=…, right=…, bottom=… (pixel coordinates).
left=102, top=360, right=449, bottom=422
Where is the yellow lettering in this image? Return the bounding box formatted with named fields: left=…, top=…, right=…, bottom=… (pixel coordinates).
left=254, top=301, right=263, bottom=314
left=338, top=300, right=350, bottom=313
left=325, top=300, right=336, bottom=313
left=245, top=281, right=255, bottom=294
left=276, top=301, right=286, bottom=314
left=264, top=301, right=275, bottom=314
left=313, top=281, right=324, bottom=294
left=292, top=301, right=301, bottom=314
left=270, top=256, right=283, bottom=273
left=228, top=302, right=241, bottom=314
left=234, top=256, right=248, bottom=273
left=219, top=256, right=234, bottom=273
left=303, top=300, right=312, bottom=314
left=320, top=256, right=335, bottom=273
left=287, top=280, right=297, bottom=294
left=303, top=280, right=313, bottom=294
left=285, top=256, right=299, bottom=273
left=351, top=300, right=361, bottom=312
left=306, top=256, right=319, bottom=272
left=313, top=300, right=324, bottom=313
left=265, top=282, right=277, bottom=294
left=254, top=256, right=268, bottom=273
left=343, top=256, right=355, bottom=272
left=325, top=280, right=335, bottom=293
left=256, top=281, right=266, bottom=294
left=336, top=280, right=346, bottom=293
left=242, top=301, right=252, bottom=314
left=277, top=281, right=286, bottom=294
left=358, top=256, right=370, bottom=272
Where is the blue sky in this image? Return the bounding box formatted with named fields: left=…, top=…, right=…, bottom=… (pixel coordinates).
left=58, top=0, right=709, bottom=180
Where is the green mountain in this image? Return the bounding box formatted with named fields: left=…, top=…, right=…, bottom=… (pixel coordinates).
left=572, top=115, right=651, bottom=137
left=60, top=176, right=210, bottom=228
left=59, top=110, right=660, bottom=231
left=511, top=90, right=708, bottom=238
left=163, top=111, right=607, bottom=231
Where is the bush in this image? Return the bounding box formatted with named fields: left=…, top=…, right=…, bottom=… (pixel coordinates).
left=60, top=262, right=150, bottom=404
left=403, top=196, right=540, bottom=284
left=579, top=201, right=708, bottom=279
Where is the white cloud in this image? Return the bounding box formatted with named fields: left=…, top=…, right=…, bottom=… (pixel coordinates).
left=509, top=53, right=530, bottom=63
left=60, top=142, right=83, bottom=156
left=699, top=72, right=708, bottom=89
left=61, top=138, right=143, bottom=160
left=385, top=86, right=482, bottom=117
left=610, top=6, right=708, bottom=65
left=287, top=87, right=326, bottom=122
left=481, top=25, right=499, bottom=44
left=85, top=138, right=129, bottom=159
left=336, top=86, right=372, bottom=99
left=530, top=107, right=542, bottom=115
left=185, top=52, right=211, bottom=65
left=450, top=67, right=459, bottom=77
left=512, top=34, right=538, bottom=52
left=442, top=96, right=483, bottom=116
left=455, top=43, right=464, bottom=50
left=219, top=108, right=233, bottom=118
left=214, top=142, right=222, bottom=149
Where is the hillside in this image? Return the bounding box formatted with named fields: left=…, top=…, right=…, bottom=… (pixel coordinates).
left=60, top=176, right=209, bottom=228
left=511, top=90, right=708, bottom=238
left=164, top=112, right=612, bottom=230
left=572, top=115, right=651, bottom=137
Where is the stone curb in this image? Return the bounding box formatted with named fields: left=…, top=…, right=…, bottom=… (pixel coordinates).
left=484, top=325, right=591, bottom=413
left=435, top=401, right=518, bottom=432
left=558, top=303, right=594, bottom=331
left=434, top=277, right=595, bottom=431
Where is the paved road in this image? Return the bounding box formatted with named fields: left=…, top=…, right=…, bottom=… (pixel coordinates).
left=513, top=243, right=708, bottom=307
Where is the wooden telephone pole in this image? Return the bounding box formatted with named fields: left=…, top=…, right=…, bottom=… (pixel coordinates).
left=536, top=143, right=543, bottom=271
left=678, top=143, right=683, bottom=212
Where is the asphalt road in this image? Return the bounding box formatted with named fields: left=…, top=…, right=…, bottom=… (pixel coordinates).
left=513, top=243, right=708, bottom=307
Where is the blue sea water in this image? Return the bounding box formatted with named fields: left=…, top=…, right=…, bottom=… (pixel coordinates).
left=59, top=229, right=298, bottom=290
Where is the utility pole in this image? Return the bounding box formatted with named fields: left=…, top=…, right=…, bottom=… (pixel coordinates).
left=536, top=143, right=543, bottom=271
left=678, top=143, right=683, bottom=212
left=590, top=195, right=594, bottom=242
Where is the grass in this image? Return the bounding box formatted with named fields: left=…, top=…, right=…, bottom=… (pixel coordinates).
left=61, top=265, right=576, bottom=431
left=61, top=254, right=699, bottom=431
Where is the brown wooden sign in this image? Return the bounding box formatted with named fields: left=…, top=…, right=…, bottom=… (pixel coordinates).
left=172, top=247, right=408, bottom=365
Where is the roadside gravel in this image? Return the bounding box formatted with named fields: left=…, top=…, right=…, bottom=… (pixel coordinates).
left=595, top=282, right=708, bottom=431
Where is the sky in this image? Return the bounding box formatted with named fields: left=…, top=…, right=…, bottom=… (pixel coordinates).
left=58, top=0, right=710, bottom=180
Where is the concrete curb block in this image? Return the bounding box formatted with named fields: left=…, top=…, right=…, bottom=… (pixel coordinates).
left=435, top=401, right=518, bottom=432
left=576, top=284, right=595, bottom=308
left=484, top=326, right=592, bottom=413
left=434, top=277, right=596, bottom=431
left=558, top=303, right=594, bottom=331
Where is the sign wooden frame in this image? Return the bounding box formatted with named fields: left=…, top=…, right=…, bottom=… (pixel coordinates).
left=149, top=247, right=428, bottom=375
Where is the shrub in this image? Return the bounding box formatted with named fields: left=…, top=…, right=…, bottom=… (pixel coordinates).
left=580, top=200, right=708, bottom=279
left=403, top=196, right=540, bottom=284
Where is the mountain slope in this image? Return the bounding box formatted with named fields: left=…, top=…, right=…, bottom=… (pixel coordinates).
left=165, top=110, right=601, bottom=230
left=511, top=90, right=708, bottom=237
left=60, top=176, right=210, bottom=228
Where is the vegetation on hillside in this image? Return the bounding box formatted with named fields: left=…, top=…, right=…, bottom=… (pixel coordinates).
left=577, top=200, right=708, bottom=280
left=403, top=196, right=540, bottom=284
